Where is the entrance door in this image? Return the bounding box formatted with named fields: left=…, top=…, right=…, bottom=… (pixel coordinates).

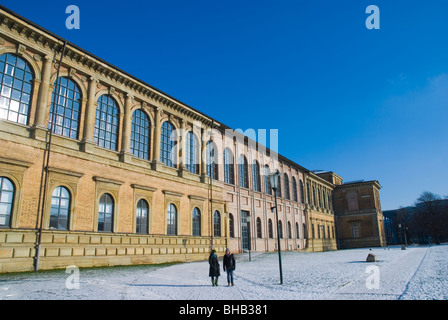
left=241, top=210, right=251, bottom=251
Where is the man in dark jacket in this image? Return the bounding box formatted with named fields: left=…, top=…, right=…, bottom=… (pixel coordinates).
left=223, top=248, right=236, bottom=286
left=209, top=249, right=220, bottom=286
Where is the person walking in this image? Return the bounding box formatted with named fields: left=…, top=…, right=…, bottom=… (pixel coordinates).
left=209, top=249, right=220, bottom=286
left=223, top=248, right=236, bottom=286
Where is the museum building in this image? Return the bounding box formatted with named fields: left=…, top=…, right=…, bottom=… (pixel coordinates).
left=0, top=5, right=386, bottom=273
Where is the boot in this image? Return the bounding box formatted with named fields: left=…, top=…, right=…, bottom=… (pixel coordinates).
left=214, top=279, right=218, bottom=286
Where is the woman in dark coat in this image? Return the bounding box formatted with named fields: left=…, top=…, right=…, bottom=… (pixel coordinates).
left=209, top=249, right=220, bottom=286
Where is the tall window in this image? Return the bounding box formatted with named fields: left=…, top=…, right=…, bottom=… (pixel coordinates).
left=186, top=132, right=199, bottom=174
left=252, top=160, right=261, bottom=192
left=167, top=203, right=177, bottom=235
left=277, top=175, right=282, bottom=198
left=131, top=109, right=151, bottom=160
left=229, top=213, right=235, bottom=238
left=192, top=207, right=201, bottom=236
left=264, top=165, right=272, bottom=195
left=268, top=219, right=273, bottom=239
left=292, top=177, right=298, bottom=202
left=0, top=177, right=14, bottom=228
left=299, top=180, right=305, bottom=203
left=288, top=222, right=292, bottom=239
left=95, top=95, right=119, bottom=151
left=161, top=121, right=177, bottom=168
left=50, top=186, right=71, bottom=230
left=0, top=53, right=34, bottom=125
left=98, top=193, right=114, bottom=232
left=206, top=141, right=218, bottom=180
left=49, top=77, right=81, bottom=139
left=278, top=220, right=283, bottom=238
left=283, top=173, right=290, bottom=200
left=223, top=148, right=234, bottom=184
left=214, top=210, right=221, bottom=237
left=136, top=199, right=149, bottom=234
left=238, top=155, right=249, bottom=188
left=256, top=217, right=262, bottom=238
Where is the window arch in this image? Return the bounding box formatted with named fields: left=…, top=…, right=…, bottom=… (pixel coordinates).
left=277, top=174, right=282, bottom=198
left=0, top=53, right=34, bottom=125
left=238, top=154, right=249, bottom=189
left=288, top=221, right=292, bottom=239
left=268, top=219, right=273, bottom=239
left=50, top=186, right=71, bottom=230
left=292, top=177, right=298, bottom=202
left=256, top=217, right=262, bottom=238
left=213, top=210, right=221, bottom=237
left=98, top=193, right=114, bottom=232
left=161, top=121, right=177, bottom=168
left=94, top=95, right=119, bottom=151
left=283, top=173, right=290, bottom=200
left=0, top=177, right=14, bottom=228
left=131, top=109, right=151, bottom=160
left=299, top=180, right=305, bottom=203
left=264, top=165, right=272, bottom=195
left=252, top=160, right=261, bottom=192
left=186, top=132, right=199, bottom=174
left=278, top=220, right=283, bottom=239
left=229, top=213, right=235, bottom=238
left=206, top=141, right=218, bottom=180
left=223, top=148, right=234, bottom=184
left=192, top=207, right=201, bottom=236
left=49, top=77, right=82, bottom=139
left=167, top=203, right=177, bottom=235
left=136, top=199, right=149, bottom=234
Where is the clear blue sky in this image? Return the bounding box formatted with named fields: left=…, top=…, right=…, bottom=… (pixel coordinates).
left=3, top=0, right=447, bottom=210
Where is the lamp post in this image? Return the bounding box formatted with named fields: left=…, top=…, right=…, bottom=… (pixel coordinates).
left=269, top=169, right=283, bottom=285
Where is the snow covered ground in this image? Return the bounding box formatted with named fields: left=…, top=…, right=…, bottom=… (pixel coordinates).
left=0, top=244, right=447, bottom=300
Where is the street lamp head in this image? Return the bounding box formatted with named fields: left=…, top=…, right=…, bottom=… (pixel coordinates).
left=269, top=169, right=280, bottom=191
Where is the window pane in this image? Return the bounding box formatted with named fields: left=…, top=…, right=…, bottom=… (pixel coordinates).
left=94, top=95, right=119, bottom=151
left=0, top=54, right=33, bottom=125
left=131, top=110, right=151, bottom=160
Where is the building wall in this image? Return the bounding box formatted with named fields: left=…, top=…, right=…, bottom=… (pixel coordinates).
left=0, top=6, right=384, bottom=273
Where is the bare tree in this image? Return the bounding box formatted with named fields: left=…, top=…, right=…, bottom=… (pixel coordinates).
left=414, top=191, right=447, bottom=244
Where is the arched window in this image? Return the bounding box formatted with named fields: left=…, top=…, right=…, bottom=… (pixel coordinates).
left=277, top=174, right=282, bottom=198
left=186, top=132, right=199, bottom=174
left=264, top=165, right=272, bottom=195
left=94, top=95, right=119, bottom=151
left=98, top=193, right=114, bottom=232
left=0, top=53, right=34, bottom=125
left=292, top=177, right=298, bottom=202
left=161, top=121, right=177, bottom=168
left=50, top=186, right=71, bottom=230
left=0, top=177, right=14, bottom=228
left=49, top=77, right=81, bottom=139
left=167, top=203, right=177, bottom=235
left=136, top=199, right=149, bottom=234
left=252, top=160, right=261, bottom=192
left=213, top=210, right=221, bottom=237
left=131, top=109, right=151, bottom=160
left=229, top=213, right=235, bottom=238
left=268, top=219, right=273, bottom=239
left=192, top=207, right=201, bottom=236
left=288, top=221, right=292, bottom=239
left=283, top=173, right=290, bottom=200
left=256, top=217, right=262, bottom=238
left=206, top=141, right=218, bottom=180
left=299, top=180, right=305, bottom=203
left=303, top=223, right=307, bottom=239
left=238, top=155, right=249, bottom=188
left=278, top=220, right=283, bottom=239
left=223, top=148, right=234, bottom=184
left=296, top=222, right=299, bottom=238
